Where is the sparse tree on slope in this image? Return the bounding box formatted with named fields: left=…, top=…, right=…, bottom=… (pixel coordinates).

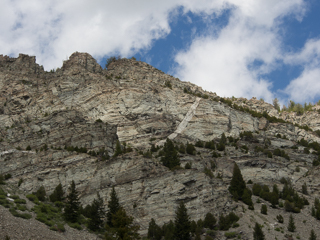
left=106, top=187, right=120, bottom=227
left=88, top=193, right=105, bottom=231
left=253, top=222, right=265, bottom=240
left=161, top=138, right=180, bottom=170
left=310, top=229, right=317, bottom=240
left=174, top=201, right=191, bottom=240
left=228, top=163, right=246, bottom=200
left=64, top=180, right=80, bottom=223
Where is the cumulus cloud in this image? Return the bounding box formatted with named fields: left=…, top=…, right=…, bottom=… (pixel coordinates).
left=1, top=0, right=318, bottom=104
left=0, top=0, right=234, bottom=70
left=174, top=0, right=306, bottom=102
left=282, top=38, right=320, bottom=102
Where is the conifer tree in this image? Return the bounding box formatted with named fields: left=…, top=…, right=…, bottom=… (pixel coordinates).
left=162, top=220, right=175, bottom=240
left=64, top=180, right=80, bottom=222
left=113, top=140, right=123, bottom=157
left=35, top=186, right=46, bottom=202
left=161, top=139, right=180, bottom=170
left=148, top=218, right=162, bottom=240
left=49, top=183, right=64, bottom=202
left=109, top=207, right=140, bottom=240
left=228, top=163, right=246, bottom=200
left=106, top=187, right=120, bottom=227
left=174, top=201, right=191, bottom=240
left=287, top=214, right=295, bottom=232
left=88, top=193, right=105, bottom=231
left=253, top=222, right=265, bottom=240
left=310, top=229, right=317, bottom=240
left=203, top=212, right=216, bottom=230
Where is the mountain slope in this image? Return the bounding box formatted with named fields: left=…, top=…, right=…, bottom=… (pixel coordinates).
left=1, top=52, right=320, bottom=239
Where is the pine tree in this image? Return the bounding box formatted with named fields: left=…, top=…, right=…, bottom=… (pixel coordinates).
left=309, top=229, right=317, bottom=240
left=35, top=186, right=46, bottom=202
left=64, top=180, right=80, bottom=223
left=253, top=222, right=265, bottom=240
left=162, top=220, right=175, bottom=240
left=109, top=207, right=140, bottom=240
left=88, top=193, right=105, bottom=231
left=228, top=163, right=246, bottom=200
left=287, top=214, right=295, bottom=232
left=49, top=183, right=64, bottom=202
left=106, top=187, right=120, bottom=227
left=203, top=212, right=216, bottom=230
left=161, top=139, right=180, bottom=170
left=174, top=201, right=191, bottom=240
left=148, top=218, right=162, bottom=240
left=113, top=140, right=123, bottom=157
left=260, top=205, right=267, bottom=215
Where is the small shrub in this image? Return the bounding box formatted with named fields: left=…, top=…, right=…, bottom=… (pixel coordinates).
left=18, top=179, right=23, bottom=187
left=68, top=222, right=82, bottom=230
left=204, top=168, right=214, bottom=179
left=185, top=162, right=192, bottom=169
left=261, top=205, right=267, bottom=215
left=14, top=199, right=26, bottom=204
left=276, top=214, right=284, bottom=223
left=224, top=232, right=237, bottom=238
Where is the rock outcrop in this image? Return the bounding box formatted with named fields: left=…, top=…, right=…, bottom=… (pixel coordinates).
left=1, top=52, right=320, bottom=239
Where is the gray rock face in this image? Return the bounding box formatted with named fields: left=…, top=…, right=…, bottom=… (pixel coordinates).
left=1, top=52, right=320, bottom=238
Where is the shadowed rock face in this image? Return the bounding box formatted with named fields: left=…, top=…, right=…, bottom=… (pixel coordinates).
left=1, top=52, right=320, bottom=237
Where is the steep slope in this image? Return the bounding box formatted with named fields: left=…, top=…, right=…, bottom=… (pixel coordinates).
left=1, top=52, right=320, bottom=239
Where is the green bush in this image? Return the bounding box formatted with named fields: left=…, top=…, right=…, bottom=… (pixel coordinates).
left=68, top=222, right=82, bottom=230
left=50, top=223, right=66, bottom=232
left=261, top=204, right=267, bottom=215
left=186, top=143, right=196, bottom=155
left=0, top=187, right=6, bottom=195
left=224, top=232, right=237, bottom=238
left=185, top=162, right=192, bottom=169
left=26, top=194, right=39, bottom=203
left=14, top=199, right=26, bottom=204
left=204, top=168, right=214, bottom=179
left=9, top=208, right=32, bottom=219
left=276, top=214, right=284, bottom=223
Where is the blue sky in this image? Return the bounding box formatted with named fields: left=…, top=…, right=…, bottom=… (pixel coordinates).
left=1, top=0, right=320, bottom=107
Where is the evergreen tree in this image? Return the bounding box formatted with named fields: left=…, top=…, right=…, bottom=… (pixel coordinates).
left=253, top=222, right=265, bottom=240
left=242, top=188, right=254, bottom=208
left=88, top=193, right=105, bottom=231
left=260, top=205, right=267, bottom=215
left=203, top=212, right=216, bottom=230
left=162, top=220, right=175, bottom=240
left=109, top=207, right=140, bottom=240
left=64, top=180, right=80, bottom=222
left=148, top=218, right=162, bottom=240
left=161, top=139, right=180, bottom=170
left=49, top=183, right=64, bottom=202
left=228, top=163, right=246, bottom=200
left=113, top=140, right=123, bottom=157
left=174, top=201, right=191, bottom=240
left=106, top=187, right=120, bottom=227
left=310, top=229, right=317, bottom=240
left=35, top=186, right=46, bottom=202
left=287, top=214, right=295, bottom=232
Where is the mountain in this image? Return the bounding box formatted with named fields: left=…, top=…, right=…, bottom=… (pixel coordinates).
left=1, top=52, right=320, bottom=239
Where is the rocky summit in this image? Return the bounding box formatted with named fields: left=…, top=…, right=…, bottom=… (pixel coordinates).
left=1, top=52, right=320, bottom=240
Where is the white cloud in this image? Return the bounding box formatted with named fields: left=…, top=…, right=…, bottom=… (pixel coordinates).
left=1, top=0, right=318, bottom=104
left=0, top=0, right=235, bottom=70
left=174, top=0, right=306, bottom=101
left=282, top=38, right=320, bottom=102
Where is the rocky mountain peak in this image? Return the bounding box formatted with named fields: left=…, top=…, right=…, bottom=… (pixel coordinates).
left=61, top=52, right=102, bottom=74
left=0, top=53, right=44, bottom=74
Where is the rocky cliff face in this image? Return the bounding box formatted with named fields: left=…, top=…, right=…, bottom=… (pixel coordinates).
left=1, top=52, right=320, bottom=239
